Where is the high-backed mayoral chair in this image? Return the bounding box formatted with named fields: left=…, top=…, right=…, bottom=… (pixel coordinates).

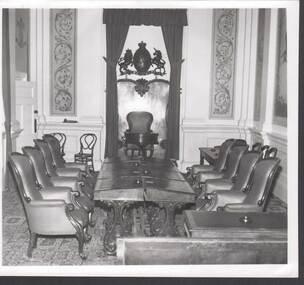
left=200, top=157, right=281, bottom=212
left=8, top=153, right=90, bottom=259
left=50, top=132, right=66, bottom=157
left=196, top=150, right=262, bottom=211
left=74, top=133, right=97, bottom=172
left=22, top=146, right=95, bottom=225
left=194, top=144, right=248, bottom=193
left=124, top=111, right=158, bottom=158
left=34, top=139, right=94, bottom=198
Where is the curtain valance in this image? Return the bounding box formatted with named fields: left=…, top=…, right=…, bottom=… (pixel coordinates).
left=103, top=9, right=188, bottom=26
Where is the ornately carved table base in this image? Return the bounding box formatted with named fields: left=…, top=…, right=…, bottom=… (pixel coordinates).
left=101, top=201, right=186, bottom=255
left=102, top=201, right=136, bottom=255
left=146, top=202, right=183, bottom=237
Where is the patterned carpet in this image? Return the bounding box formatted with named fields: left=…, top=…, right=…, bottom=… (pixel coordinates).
left=2, top=178, right=287, bottom=266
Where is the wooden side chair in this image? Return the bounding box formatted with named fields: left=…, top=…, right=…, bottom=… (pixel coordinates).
left=74, top=133, right=97, bottom=172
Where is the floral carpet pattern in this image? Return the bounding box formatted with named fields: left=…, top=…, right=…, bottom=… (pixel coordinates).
left=2, top=179, right=287, bottom=266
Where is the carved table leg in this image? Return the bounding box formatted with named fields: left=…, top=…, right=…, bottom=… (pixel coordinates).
left=148, top=202, right=183, bottom=237
left=102, top=201, right=135, bottom=255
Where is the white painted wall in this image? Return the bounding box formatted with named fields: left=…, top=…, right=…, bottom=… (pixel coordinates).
left=37, top=9, right=105, bottom=169
left=30, top=8, right=290, bottom=202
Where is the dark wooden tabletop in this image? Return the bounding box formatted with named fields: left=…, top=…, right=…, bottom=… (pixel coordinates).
left=94, top=158, right=195, bottom=203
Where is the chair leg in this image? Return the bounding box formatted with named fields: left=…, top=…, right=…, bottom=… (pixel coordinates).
left=27, top=232, right=37, bottom=258
left=84, top=226, right=92, bottom=243
left=76, top=229, right=87, bottom=260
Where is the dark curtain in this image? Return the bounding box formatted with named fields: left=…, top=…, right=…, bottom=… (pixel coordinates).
left=103, top=9, right=187, bottom=159
left=2, top=9, right=12, bottom=185
left=104, top=24, right=129, bottom=158
left=103, top=9, right=187, bottom=26
left=162, top=25, right=184, bottom=159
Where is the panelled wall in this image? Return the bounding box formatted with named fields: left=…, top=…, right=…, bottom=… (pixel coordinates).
left=25, top=9, right=288, bottom=201
left=35, top=9, right=105, bottom=169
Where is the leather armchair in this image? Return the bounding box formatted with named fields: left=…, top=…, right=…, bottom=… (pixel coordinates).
left=189, top=139, right=235, bottom=177
left=196, top=151, right=261, bottom=211
left=194, top=145, right=248, bottom=193
left=22, top=146, right=95, bottom=225
left=43, top=134, right=88, bottom=171
left=187, top=139, right=247, bottom=185
left=43, top=135, right=96, bottom=187
left=34, top=139, right=94, bottom=199
left=8, top=152, right=90, bottom=259
left=204, top=150, right=262, bottom=194
left=217, top=157, right=281, bottom=212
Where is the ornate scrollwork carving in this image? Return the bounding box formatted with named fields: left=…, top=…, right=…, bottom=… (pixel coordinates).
left=51, top=9, right=76, bottom=115
left=210, top=9, right=237, bottom=118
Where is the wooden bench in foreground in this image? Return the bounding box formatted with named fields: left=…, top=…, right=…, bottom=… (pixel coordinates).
left=116, top=236, right=287, bottom=265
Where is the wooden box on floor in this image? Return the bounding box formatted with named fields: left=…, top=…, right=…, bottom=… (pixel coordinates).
left=117, top=212, right=287, bottom=265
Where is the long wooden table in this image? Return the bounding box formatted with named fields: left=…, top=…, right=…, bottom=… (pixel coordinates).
left=94, top=157, right=196, bottom=255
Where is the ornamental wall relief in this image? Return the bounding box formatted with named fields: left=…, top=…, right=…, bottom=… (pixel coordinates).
left=210, top=9, right=238, bottom=118
left=50, top=9, right=76, bottom=115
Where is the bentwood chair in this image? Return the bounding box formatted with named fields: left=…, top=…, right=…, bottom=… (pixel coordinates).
left=196, top=150, right=262, bottom=211
left=74, top=133, right=97, bottom=172
left=50, top=132, right=66, bottom=157
left=215, top=157, right=281, bottom=212
left=43, top=134, right=88, bottom=173
left=34, top=139, right=94, bottom=199
left=195, top=145, right=248, bottom=194
left=42, top=135, right=96, bottom=187
left=8, top=153, right=90, bottom=259
left=22, top=146, right=95, bottom=225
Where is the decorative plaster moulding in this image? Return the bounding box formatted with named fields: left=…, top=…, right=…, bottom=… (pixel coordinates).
left=210, top=9, right=238, bottom=119
left=50, top=9, right=77, bottom=116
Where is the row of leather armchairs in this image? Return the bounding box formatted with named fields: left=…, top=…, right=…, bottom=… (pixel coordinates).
left=186, top=139, right=281, bottom=212
left=8, top=134, right=96, bottom=259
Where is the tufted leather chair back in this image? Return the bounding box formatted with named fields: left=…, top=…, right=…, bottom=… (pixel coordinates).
left=223, top=145, right=248, bottom=179
left=9, top=153, right=43, bottom=202
left=22, top=146, right=53, bottom=188
left=243, top=158, right=281, bottom=210
left=126, top=111, right=153, bottom=134
left=43, top=134, right=66, bottom=168
left=34, top=139, right=58, bottom=176
left=231, top=151, right=261, bottom=192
